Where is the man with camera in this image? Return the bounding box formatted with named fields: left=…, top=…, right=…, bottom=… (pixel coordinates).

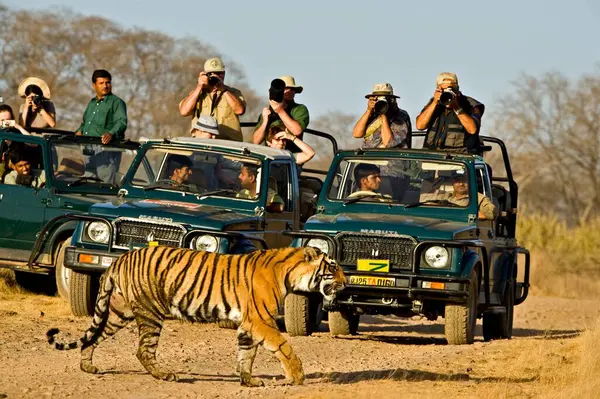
left=179, top=57, right=246, bottom=142
left=4, top=148, right=45, bottom=188
left=416, top=72, right=485, bottom=155
left=252, top=76, right=309, bottom=152
left=353, top=83, right=411, bottom=149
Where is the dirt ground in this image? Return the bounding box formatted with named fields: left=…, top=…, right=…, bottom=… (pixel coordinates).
left=0, top=291, right=599, bottom=399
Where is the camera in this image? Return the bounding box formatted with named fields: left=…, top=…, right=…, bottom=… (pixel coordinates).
left=32, top=95, right=44, bottom=106
left=207, top=73, right=220, bottom=86
left=374, top=96, right=389, bottom=115
left=269, top=78, right=286, bottom=103
left=439, top=88, right=456, bottom=105
left=0, top=120, right=16, bottom=128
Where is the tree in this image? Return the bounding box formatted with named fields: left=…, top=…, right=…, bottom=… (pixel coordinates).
left=0, top=6, right=261, bottom=140
left=488, top=68, right=600, bottom=224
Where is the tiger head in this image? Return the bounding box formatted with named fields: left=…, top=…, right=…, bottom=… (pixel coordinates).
left=291, top=247, right=347, bottom=302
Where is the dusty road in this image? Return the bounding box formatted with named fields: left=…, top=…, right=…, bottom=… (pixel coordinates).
left=0, top=292, right=598, bottom=399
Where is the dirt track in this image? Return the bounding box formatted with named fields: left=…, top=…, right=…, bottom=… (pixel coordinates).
left=0, top=293, right=598, bottom=399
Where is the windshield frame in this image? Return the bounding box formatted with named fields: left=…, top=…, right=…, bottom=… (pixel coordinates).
left=47, top=136, right=140, bottom=191
left=123, top=143, right=268, bottom=205
left=324, top=153, right=476, bottom=211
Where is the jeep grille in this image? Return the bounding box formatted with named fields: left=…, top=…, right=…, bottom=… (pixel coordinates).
left=337, top=233, right=416, bottom=270
left=114, top=219, right=186, bottom=249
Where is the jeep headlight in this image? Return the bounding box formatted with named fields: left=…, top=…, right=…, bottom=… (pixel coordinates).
left=305, top=238, right=330, bottom=255
left=424, top=246, right=449, bottom=268
left=192, top=235, right=219, bottom=252
left=86, top=221, right=110, bottom=244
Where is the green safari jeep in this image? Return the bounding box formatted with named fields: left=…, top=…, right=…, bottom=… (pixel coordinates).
left=33, top=128, right=336, bottom=317
left=0, top=128, right=139, bottom=297
left=284, top=134, right=530, bottom=344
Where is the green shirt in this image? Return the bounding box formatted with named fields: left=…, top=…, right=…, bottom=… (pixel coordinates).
left=254, top=101, right=310, bottom=136
left=77, top=93, right=127, bottom=139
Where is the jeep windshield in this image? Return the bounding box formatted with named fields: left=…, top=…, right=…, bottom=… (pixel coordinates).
left=129, top=145, right=262, bottom=200
left=51, top=139, right=139, bottom=187
left=328, top=156, right=471, bottom=208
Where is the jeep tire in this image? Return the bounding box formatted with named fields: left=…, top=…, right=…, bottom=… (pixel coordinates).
left=69, top=270, right=99, bottom=317
left=483, top=278, right=515, bottom=341
left=284, top=293, right=322, bottom=336
left=445, top=270, right=478, bottom=345
left=328, top=309, right=359, bottom=336
left=54, top=236, right=72, bottom=300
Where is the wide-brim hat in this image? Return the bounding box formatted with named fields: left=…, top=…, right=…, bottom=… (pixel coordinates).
left=190, top=115, right=220, bottom=136
left=436, top=72, right=459, bottom=87
left=18, top=77, right=51, bottom=99
left=365, top=83, right=399, bottom=98
left=279, top=75, right=303, bottom=93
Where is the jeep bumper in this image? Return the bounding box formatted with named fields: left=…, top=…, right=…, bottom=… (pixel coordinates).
left=64, top=247, right=123, bottom=273
left=336, top=270, right=472, bottom=308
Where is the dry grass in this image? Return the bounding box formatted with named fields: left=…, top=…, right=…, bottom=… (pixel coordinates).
left=517, top=214, right=600, bottom=299
left=0, top=268, right=71, bottom=317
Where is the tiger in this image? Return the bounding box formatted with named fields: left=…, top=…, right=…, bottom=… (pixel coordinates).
left=46, top=246, right=346, bottom=387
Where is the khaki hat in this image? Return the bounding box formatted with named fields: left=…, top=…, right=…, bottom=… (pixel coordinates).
left=204, top=57, right=225, bottom=73
left=279, top=75, right=303, bottom=93
left=436, top=72, right=459, bottom=87
left=18, top=77, right=51, bottom=99
left=365, top=83, right=399, bottom=98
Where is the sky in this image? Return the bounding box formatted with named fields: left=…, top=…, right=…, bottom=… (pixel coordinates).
left=4, top=0, right=600, bottom=130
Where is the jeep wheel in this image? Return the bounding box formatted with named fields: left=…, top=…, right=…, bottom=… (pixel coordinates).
left=445, top=270, right=478, bottom=345
left=14, top=271, right=57, bottom=295
left=217, top=320, right=239, bottom=330
left=284, top=293, right=322, bottom=336
left=483, top=279, right=515, bottom=341
left=69, top=270, right=99, bottom=317
left=328, top=310, right=359, bottom=336
left=54, top=236, right=72, bottom=300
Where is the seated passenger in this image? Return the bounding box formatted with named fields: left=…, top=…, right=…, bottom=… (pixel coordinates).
left=348, top=163, right=390, bottom=200
left=421, top=172, right=497, bottom=220
left=4, top=149, right=45, bottom=187
left=236, top=163, right=284, bottom=212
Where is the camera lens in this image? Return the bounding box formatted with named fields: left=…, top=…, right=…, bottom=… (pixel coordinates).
left=207, top=75, right=219, bottom=86
left=374, top=99, right=389, bottom=115
left=269, top=78, right=286, bottom=103
left=440, top=90, right=455, bottom=105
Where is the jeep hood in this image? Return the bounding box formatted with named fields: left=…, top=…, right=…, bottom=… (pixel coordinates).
left=89, top=198, right=257, bottom=231
left=305, top=213, right=476, bottom=240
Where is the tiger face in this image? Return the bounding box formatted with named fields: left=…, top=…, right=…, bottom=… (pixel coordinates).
left=299, top=247, right=347, bottom=302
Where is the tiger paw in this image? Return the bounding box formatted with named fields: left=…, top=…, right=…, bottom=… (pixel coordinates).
left=80, top=362, right=99, bottom=374
left=150, top=371, right=179, bottom=382
left=282, top=375, right=304, bottom=386
left=240, top=375, right=264, bottom=387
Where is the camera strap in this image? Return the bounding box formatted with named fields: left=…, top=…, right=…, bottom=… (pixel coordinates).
left=195, top=90, right=226, bottom=118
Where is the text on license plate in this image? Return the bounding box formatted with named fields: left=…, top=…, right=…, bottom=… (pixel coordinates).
left=349, top=275, right=395, bottom=287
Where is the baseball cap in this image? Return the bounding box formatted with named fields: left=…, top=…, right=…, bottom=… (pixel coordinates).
left=191, top=115, right=219, bottom=136
left=204, top=57, right=225, bottom=73
left=436, top=72, right=459, bottom=87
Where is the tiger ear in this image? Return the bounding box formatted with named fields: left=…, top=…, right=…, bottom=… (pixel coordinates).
left=303, top=246, right=322, bottom=262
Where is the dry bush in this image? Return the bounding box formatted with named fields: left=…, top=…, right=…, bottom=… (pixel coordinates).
left=0, top=268, right=21, bottom=298
left=517, top=214, right=600, bottom=299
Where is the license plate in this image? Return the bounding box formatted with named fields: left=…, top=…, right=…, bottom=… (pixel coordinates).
left=357, top=259, right=390, bottom=272
left=350, top=275, right=395, bottom=287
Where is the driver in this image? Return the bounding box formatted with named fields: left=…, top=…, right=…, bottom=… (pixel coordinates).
left=348, top=163, right=390, bottom=200
left=167, top=154, right=194, bottom=186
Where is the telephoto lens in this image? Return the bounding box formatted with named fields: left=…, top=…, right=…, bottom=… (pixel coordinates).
left=269, top=78, right=286, bottom=103
left=440, top=89, right=456, bottom=105
left=374, top=98, right=389, bottom=114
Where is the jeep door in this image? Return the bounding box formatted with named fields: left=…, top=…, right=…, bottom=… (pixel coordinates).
left=0, top=138, right=50, bottom=260
left=263, top=162, right=298, bottom=249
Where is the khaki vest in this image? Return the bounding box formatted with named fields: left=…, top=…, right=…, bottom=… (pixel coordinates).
left=193, top=86, right=244, bottom=142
